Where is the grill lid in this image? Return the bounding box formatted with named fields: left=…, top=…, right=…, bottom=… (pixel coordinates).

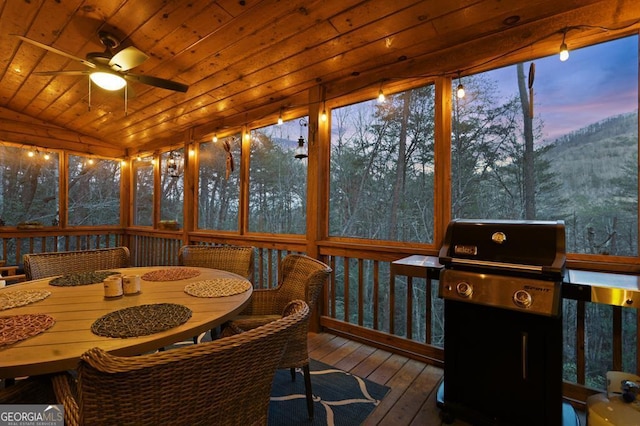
left=439, top=219, right=566, bottom=277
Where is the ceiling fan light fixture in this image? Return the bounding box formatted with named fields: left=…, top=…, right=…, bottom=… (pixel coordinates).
left=90, top=71, right=126, bottom=91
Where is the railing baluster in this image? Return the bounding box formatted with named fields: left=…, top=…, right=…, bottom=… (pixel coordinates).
left=637, top=311, right=640, bottom=375
left=425, top=278, right=432, bottom=344
left=256, top=248, right=265, bottom=288
left=329, top=256, right=336, bottom=318
left=389, top=268, right=395, bottom=335
left=358, top=258, right=364, bottom=326
left=577, top=300, right=586, bottom=385
left=267, top=249, right=274, bottom=288
left=16, top=239, right=22, bottom=264
left=407, top=276, right=413, bottom=339
left=344, top=257, right=350, bottom=323
left=613, top=306, right=622, bottom=371
left=373, top=260, right=379, bottom=330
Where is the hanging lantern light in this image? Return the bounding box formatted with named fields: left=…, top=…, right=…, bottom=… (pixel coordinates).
left=295, top=135, right=308, bottom=159
left=295, top=118, right=308, bottom=159
left=166, top=151, right=181, bottom=177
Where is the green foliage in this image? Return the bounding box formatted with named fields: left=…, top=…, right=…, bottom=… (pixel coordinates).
left=542, top=112, right=638, bottom=255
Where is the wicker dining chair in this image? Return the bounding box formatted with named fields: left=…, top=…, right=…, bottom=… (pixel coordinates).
left=23, top=247, right=130, bottom=281
left=221, top=254, right=332, bottom=419
left=178, top=245, right=255, bottom=281
left=51, top=300, right=310, bottom=426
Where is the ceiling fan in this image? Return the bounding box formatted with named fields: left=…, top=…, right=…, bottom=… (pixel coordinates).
left=15, top=31, right=188, bottom=93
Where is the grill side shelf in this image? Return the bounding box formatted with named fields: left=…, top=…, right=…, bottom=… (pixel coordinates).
left=565, top=269, right=640, bottom=308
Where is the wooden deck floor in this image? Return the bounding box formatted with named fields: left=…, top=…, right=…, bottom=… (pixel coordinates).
left=308, top=332, right=586, bottom=426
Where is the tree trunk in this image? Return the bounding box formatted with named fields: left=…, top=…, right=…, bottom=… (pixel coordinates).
left=517, top=63, right=536, bottom=219
left=388, top=91, right=411, bottom=239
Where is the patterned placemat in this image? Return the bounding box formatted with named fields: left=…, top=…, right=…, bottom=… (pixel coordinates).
left=184, top=278, right=251, bottom=298
left=49, top=271, right=119, bottom=287
left=0, top=289, right=51, bottom=311
left=0, top=314, right=55, bottom=346
left=91, top=303, right=192, bottom=338
left=141, top=268, right=201, bottom=281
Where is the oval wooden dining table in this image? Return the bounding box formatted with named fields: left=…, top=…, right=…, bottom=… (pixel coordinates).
left=0, top=266, right=252, bottom=379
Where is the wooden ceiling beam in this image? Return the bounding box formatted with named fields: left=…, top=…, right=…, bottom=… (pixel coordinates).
left=0, top=106, right=124, bottom=157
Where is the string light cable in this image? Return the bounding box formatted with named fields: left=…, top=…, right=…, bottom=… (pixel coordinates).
left=201, top=20, right=640, bottom=136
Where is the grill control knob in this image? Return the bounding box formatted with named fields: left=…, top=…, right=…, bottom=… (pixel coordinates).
left=513, top=290, right=533, bottom=308
left=456, top=282, right=473, bottom=298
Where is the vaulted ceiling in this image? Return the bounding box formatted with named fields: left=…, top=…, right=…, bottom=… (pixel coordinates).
left=0, top=0, right=638, bottom=158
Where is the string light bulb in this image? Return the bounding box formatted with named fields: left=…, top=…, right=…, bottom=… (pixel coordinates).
left=213, top=134, right=218, bottom=143
left=43, top=153, right=50, bottom=160
left=377, top=88, right=385, bottom=103
left=455, top=72, right=466, bottom=99
left=277, top=108, right=283, bottom=125
left=559, top=42, right=569, bottom=61
left=559, top=29, right=569, bottom=61
left=321, top=102, right=328, bottom=122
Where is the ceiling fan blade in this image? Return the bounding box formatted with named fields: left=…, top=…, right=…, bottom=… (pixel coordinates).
left=124, top=73, right=188, bottom=93
left=13, top=35, right=96, bottom=69
left=109, top=46, right=148, bottom=71
left=33, top=70, right=89, bottom=76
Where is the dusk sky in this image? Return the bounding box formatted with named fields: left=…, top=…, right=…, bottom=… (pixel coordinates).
left=325, top=35, right=638, bottom=148
left=488, top=34, right=638, bottom=143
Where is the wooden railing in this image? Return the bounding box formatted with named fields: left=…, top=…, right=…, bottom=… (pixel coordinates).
left=320, top=250, right=445, bottom=367
left=0, top=227, right=125, bottom=266
left=2, top=229, right=635, bottom=405
left=125, top=229, right=183, bottom=267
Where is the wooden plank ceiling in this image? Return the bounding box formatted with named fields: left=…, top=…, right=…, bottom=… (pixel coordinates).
left=0, top=0, right=638, bottom=157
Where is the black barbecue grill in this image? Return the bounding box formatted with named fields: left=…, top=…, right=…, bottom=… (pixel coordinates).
left=436, top=219, right=579, bottom=426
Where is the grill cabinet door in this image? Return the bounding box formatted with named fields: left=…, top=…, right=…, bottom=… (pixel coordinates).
left=443, top=300, right=563, bottom=425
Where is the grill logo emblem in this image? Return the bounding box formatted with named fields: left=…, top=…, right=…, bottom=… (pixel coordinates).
left=491, top=231, right=507, bottom=244
left=454, top=245, right=477, bottom=255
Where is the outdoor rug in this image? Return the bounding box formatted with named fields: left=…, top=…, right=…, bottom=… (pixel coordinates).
left=268, top=359, right=390, bottom=426
left=167, top=335, right=390, bottom=425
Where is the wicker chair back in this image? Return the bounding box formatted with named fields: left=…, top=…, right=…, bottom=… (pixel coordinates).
left=178, top=245, right=255, bottom=281
left=23, top=247, right=130, bottom=281
left=52, top=300, right=310, bottom=426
